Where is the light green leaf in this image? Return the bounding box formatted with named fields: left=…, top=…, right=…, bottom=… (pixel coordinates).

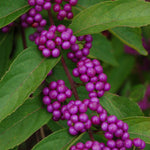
left=0, top=96, right=51, bottom=150
left=0, top=0, right=31, bottom=28
left=123, top=117, right=150, bottom=144
left=32, top=129, right=84, bottom=150
left=100, top=93, right=143, bottom=119
left=70, top=0, right=150, bottom=36
left=0, top=46, right=60, bottom=122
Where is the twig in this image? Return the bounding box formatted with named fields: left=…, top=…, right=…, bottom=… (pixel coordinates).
left=40, top=127, right=45, bottom=139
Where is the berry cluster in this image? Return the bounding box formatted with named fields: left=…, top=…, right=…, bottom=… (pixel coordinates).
left=42, top=80, right=72, bottom=121
left=101, top=115, right=146, bottom=149
left=73, top=58, right=111, bottom=98
left=62, top=99, right=91, bottom=135
left=70, top=115, right=145, bottom=150
left=20, top=8, right=47, bottom=28
left=1, top=22, right=14, bottom=33
left=67, top=35, right=92, bottom=63
left=53, top=0, right=78, bottom=20
left=70, top=141, right=105, bottom=150
left=35, top=24, right=77, bottom=57
left=28, top=0, right=51, bottom=12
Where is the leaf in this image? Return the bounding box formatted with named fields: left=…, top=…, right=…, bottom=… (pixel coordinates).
left=89, top=34, right=118, bottom=66
left=100, top=93, right=143, bottom=119
left=111, top=35, right=124, bottom=58
left=0, top=0, right=31, bottom=28
left=110, top=27, right=148, bottom=56
left=32, top=129, right=84, bottom=150
left=69, top=0, right=150, bottom=36
left=0, top=46, right=60, bottom=122
left=0, top=96, right=51, bottom=150
left=142, top=25, right=150, bottom=39
left=107, top=55, right=135, bottom=93
left=47, top=119, right=68, bottom=132
left=0, top=31, right=13, bottom=78
left=123, top=117, right=150, bottom=144
left=129, top=84, right=146, bottom=102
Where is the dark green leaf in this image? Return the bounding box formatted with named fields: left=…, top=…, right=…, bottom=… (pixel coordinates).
left=123, top=117, right=150, bottom=144
left=142, top=25, right=150, bottom=39
left=110, top=27, right=148, bottom=56
left=69, top=0, right=150, bottom=36
left=0, top=31, right=13, bottom=78
left=0, top=0, right=31, bottom=28
left=89, top=34, right=118, bottom=66
left=0, top=46, right=60, bottom=122
left=32, top=129, right=84, bottom=150
left=47, top=119, right=68, bottom=132
left=111, top=35, right=125, bottom=59
left=0, top=96, right=51, bottom=150
left=100, top=93, right=143, bottom=119
left=129, top=84, right=146, bottom=102
left=107, top=55, right=135, bottom=93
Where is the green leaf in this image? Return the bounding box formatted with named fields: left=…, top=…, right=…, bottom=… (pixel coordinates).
left=129, top=84, right=146, bottom=102
left=69, top=0, right=150, bottom=36
left=89, top=34, right=118, bottom=66
left=111, top=35, right=124, bottom=59
left=0, top=0, right=31, bottom=28
left=47, top=119, right=68, bottom=132
left=32, top=129, right=84, bottom=150
left=0, top=96, right=51, bottom=150
left=100, top=93, right=143, bottom=119
left=110, top=27, right=148, bottom=56
left=123, top=117, right=150, bottom=144
left=0, top=46, right=60, bottom=122
left=76, top=0, right=106, bottom=9
left=0, top=31, right=13, bottom=78
left=142, top=25, right=150, bottom=39
left=107, top=55, right=135, bottom=93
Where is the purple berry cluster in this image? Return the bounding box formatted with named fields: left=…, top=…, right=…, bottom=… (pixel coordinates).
left=72, top=58, right=111, bottom=98
left=42, top=80, right=72, bottom=121
left=1, top=22, right=14, bottom=33
left=70, top=116, right=145, bottom=150
left=28, top=0, right=51, bottom=12
left=67, top=35, right=92, bottom=63
left=62, top=99, right=91, bottom=135
left=53, top=0, right=78, bottom=20
left=35, top=24, right=77, bottom=57
left=100, top=115, right=144, bottom=149
left=20, top=8, right=47, bottom=28
left=70, top=141, right=106, bottom=150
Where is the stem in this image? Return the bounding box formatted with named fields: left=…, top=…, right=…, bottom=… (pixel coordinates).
left=47, top=9, right=79, bottom=100
left=61, top=56, right=79, bottom=100
left=48, top=10, right=55, bottom=25
left=20, top=26, right=27, bottom=49
left=40, top=127, right=45, bottom=139
left=88, top=129, right=95, bottom=142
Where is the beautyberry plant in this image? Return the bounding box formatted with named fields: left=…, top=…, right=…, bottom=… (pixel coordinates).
left=0, top=0, right=150, bottom=150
